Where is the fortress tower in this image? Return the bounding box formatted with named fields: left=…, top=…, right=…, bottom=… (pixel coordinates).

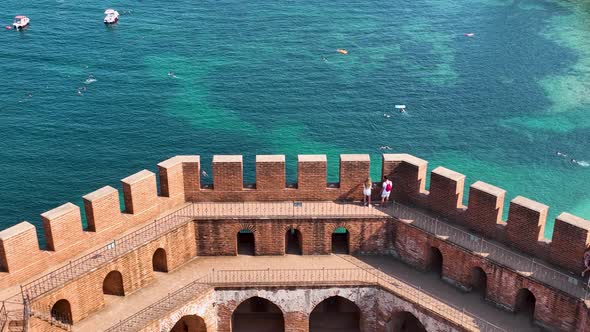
left=0, top=153, right=588, bottom=332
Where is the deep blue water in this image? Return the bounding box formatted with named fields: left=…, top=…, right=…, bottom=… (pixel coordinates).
left=0, top=0, right=589, bottom=244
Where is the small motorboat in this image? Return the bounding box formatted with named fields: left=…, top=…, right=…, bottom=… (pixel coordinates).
left=337, top=49, right=348, bottom=55
left=104, top=9, right=119, bottom=24
left=13, top=16, right=30, bottom=30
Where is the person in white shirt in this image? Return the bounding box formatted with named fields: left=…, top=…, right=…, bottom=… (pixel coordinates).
left=380, top=176, right=393, bottom=207
left=363, top=177, right=372, bottom=206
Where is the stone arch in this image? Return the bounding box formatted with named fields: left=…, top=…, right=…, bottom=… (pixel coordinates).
left=285, top=227, right=302, bottom=255
left=50, top=299, right=72, bottom=325
left=152, top=248, right=168, bottom=272
left=385, top=311, right=426, bottom=332
left=515, top=288, right=536, bottom=320
left=310, top=295, right=360, bottom=332
left=427, top=247, right=443, bottom=277
left=103, top=270, right=125, bottom=296
left=170, top=314, right=207, bottom=332
left=470, top=266, right=487, bottom=297
left=331, top=226, right=349, bottom=254
left=237, top=228, right=255, bottom=256
left=231, top=296, right=285, bottom=332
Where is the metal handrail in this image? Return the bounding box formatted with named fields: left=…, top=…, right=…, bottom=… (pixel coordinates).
left=105, top=267, right=506, bottom=332
left=0, top=301, right=7, bottom=332
left=21, top=204, right=194, bottom=301
left=391, top=201, right=588, bottom=300
left=20, top=201, right=386, bottom=302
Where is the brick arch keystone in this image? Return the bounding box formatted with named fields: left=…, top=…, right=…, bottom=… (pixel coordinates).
left=235, top=224, right=257, bottom=233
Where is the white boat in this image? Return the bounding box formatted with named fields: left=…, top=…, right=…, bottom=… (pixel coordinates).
left=104, top=9, right=119, bottom=24
left=13, top=16, right=30, bottom=30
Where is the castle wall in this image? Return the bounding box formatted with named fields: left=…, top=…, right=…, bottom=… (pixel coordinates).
left=391, top=219, right=585, bottom=331
left=0, top=153, right=588, bottom=332
left=214, top=286, right=462, bottom=332
left=3, top=153, right=588, bottom=289
left=138, top=288, right=217, bottom=332
left=195, top=217, right=391, bottom=256
left=30, top=221, right=196, bottom=323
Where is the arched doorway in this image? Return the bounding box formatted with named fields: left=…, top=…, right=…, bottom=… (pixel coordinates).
left=285, top=228, right=302, bottom=255
left=232, top=297, right=284, bottom=332
left=428, top=247, right=443, bottom=277
left=470, top=267, right=487, bottom=298
left=152, top=248, right=168, bottom=272
left=51, top=299, right=72, bottom=325
left=237, top=229, right=255, bottom=255
left=310, top=296, right=360, bottom=332
left=170, top=314, right=207, bottom=332
left=515, top=288, right=536, bottom=320
left=385, top=311, right=426, bottom=332
left=331, top=227, right=349, bottom=254
left=103, top=270, right=125, bottom=296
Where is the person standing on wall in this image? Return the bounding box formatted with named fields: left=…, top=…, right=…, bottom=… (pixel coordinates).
left=380, top=176, right=393, bottom=207
left=363, top=177, right=372, bottom=207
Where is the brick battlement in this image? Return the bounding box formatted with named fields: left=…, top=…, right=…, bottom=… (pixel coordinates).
left=0, top=153, right=588, bottom=292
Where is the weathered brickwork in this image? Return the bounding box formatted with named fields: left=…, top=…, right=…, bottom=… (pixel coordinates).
left=0, top=153, right=588, bottom=332
left=195, top=217, right=391, bottom=256
left=30, top=221, right=196, bottom=323
left=213, top=286, right=462, bottom=332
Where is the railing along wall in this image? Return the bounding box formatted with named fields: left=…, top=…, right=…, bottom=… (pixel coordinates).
left=0, top=301, right=7, bottom=332
left=21, top=201, right=589, bottom=305
left=20, top=202, right=385, bottom=302
left=390, top=202, right=590, bottom=300
left=105, top=267, right=506, bottom=332
left=17, top=200, right=589, bottom=332
left=21, top=203, right=195, bottom=301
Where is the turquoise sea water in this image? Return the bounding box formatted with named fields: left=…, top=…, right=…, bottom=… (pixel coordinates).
left=1, top=0, right=589, bottom=244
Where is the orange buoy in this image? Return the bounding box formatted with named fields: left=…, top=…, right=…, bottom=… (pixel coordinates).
left=337, top=49, right=348, bottom=55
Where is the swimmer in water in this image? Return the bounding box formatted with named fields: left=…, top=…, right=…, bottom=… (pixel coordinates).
left=322, top=56, right=327, bottom=62
left=556, top=151, right=567, bottom=157
left=571, top=158, right=577, bottom=164
left=399, top=108, right=406, bottom=114
left=201, top=170, right=209, bottom=178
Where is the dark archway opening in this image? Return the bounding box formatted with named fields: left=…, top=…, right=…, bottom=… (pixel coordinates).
left=51, top=299, right=72, bottom=325
left=385, top=311, right=426, bottom=332
left=103, top=270, right=125, bottom=296
left=310, top=296, right=360, bottom=332
left=237, top=229, right=255, bottom=255
left=331, top=227, right=349, bottom=254
left=428, top=247, right=443, bottom=277
left=232, top=297, right=284, bottom=332
left=170, top=314, right=207, bottom=332
left=152, top=248, right=168, bottom=272
left=285, top=228, right=302, bottom=255
left=470, top=267, right=487, bottom=298
left=515, top=288, right=536, bottom=320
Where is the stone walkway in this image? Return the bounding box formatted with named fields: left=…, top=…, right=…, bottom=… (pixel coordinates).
left=75, top=254, right=540, bottom=332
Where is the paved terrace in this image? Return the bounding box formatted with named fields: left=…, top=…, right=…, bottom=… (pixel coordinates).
left=78, top=255, right=539, bottom=332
